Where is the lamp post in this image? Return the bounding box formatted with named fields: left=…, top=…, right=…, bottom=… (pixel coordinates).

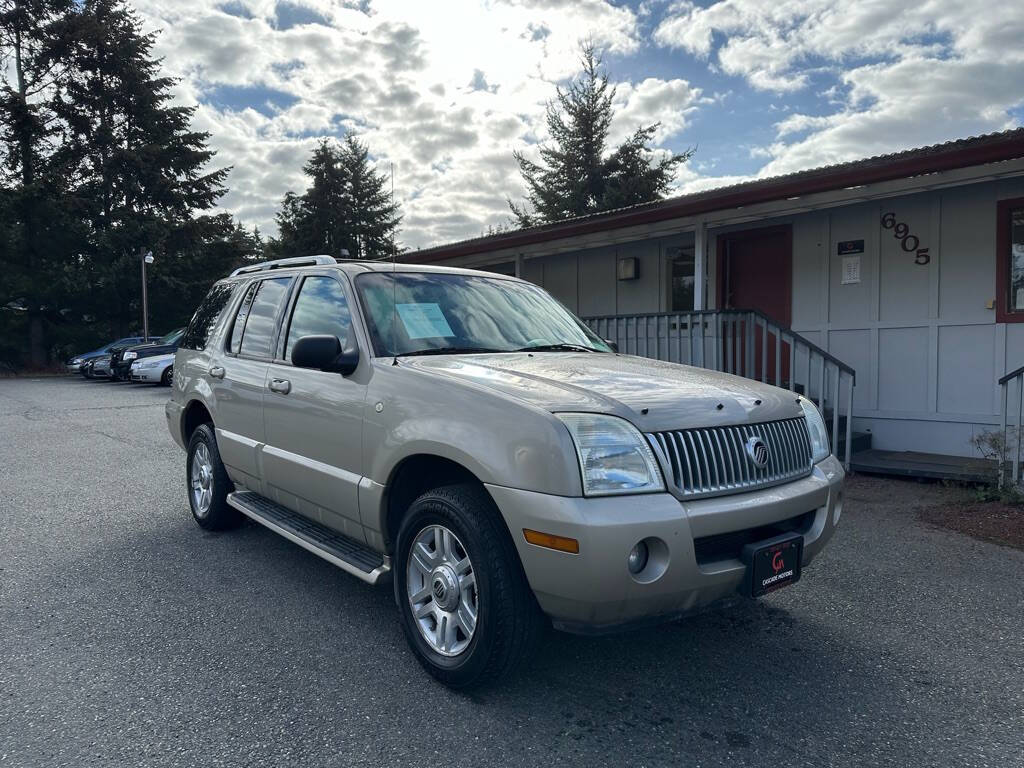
left=140, top=250, right=153, bottom=339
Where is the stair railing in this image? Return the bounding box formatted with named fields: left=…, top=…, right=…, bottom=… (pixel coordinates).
left=997, top=364, right=1024, bottom=487
left=583, top=309, right=857, bottom=469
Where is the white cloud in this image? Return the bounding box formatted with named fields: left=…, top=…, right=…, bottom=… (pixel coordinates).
left=611, top=78, right=704, bottom=145
left=655, top=0, right=1024, bottom=180
left=130, top=0, right=670, bottom=248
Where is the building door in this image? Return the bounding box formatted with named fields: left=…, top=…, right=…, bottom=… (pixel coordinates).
left=717, top=225, right=792, bottom=384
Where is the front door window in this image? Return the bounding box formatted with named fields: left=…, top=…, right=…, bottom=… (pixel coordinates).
left=668, top=246, right=695, bottom=311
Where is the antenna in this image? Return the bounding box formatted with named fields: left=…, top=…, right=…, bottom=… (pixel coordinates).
left=391, top=161, right=398, bottom=365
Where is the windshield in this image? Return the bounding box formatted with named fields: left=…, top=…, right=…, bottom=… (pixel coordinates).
left=156, top=328, right=184, bottom=345
left=355, top=272, right=611, bottom=356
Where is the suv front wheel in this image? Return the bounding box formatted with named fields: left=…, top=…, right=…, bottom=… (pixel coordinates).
left=394, top=484, right=545, bottom=688
left=186, top=423, right=240, bottom=530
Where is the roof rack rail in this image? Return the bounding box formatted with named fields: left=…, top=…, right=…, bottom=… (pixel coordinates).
left=230, top=255, right=337, bottom=277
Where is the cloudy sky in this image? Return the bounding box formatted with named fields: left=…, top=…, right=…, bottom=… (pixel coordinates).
left=132, top=0, right=1024, bottom=250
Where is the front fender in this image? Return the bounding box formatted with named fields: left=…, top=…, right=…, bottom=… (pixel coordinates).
left=363, top=362, right=582, bottom=497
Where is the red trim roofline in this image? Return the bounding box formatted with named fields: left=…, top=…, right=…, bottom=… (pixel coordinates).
left=406, top=129, right=1024, bottom=263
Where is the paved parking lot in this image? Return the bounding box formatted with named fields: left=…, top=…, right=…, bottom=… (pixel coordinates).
left=1, top=376, right=1022, bottom=767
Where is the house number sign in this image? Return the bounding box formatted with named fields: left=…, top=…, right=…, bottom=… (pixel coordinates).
left=881, top=212, right=930, bottom=264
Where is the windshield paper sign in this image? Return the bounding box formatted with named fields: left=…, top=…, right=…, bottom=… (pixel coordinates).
left=396, top=303, right=455, bottom=339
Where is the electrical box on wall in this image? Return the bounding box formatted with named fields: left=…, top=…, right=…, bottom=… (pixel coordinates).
left=617, top=257, right=639, bottom=281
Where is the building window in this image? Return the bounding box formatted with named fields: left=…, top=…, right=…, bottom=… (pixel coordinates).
left=667, top=246, right=695, bottom=311
left=1011, top=208, right=1024, bottom=310
left=996, top=197, right=1024, bottom=323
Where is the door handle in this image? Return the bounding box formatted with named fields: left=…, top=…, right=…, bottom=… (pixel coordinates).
left=269, top=378, right=291, bottom=394
left=208, top=366, right=225, bottom=379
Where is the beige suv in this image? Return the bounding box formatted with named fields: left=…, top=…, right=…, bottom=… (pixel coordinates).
left=166, top=255, right=844, bottom=687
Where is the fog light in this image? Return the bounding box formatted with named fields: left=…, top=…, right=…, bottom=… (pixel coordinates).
left=628, top=541, right=649, bottom=574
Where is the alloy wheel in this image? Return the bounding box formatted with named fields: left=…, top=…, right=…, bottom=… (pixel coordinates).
left=190, top=443, right=214, bottom=517
left=406, top=524, right=478, bottom=657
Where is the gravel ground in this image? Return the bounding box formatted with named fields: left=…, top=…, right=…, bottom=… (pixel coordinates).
left=1, top=376, right=1022, bottom=768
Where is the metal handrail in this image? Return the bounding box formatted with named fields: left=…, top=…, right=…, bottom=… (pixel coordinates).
left=583, top=308, right=857, bottom=469
left=998, top=363, right=1024, bottom=385
left=584, top=308, right=855, bottom=380
left=998, top=369, right=1024, bottom=487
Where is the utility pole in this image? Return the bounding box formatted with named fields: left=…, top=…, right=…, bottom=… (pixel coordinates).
left=140, top=249, right=154, bottom=338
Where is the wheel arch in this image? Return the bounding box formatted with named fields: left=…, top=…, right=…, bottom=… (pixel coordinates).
left=382, top=454, right=505, bottom=553
left=181, top=399, right=213, bottom=445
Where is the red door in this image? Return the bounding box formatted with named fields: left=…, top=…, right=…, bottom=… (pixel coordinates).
left=717, top=226, right=792, bottom=384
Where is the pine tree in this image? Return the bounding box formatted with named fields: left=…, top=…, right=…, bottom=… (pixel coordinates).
left=270, top=135, right=400, bottom=261
left=0, top=0, right=79, bottom=366
left=509, top=43, right=692, bottom=227
left=339, top=134, right=400, bottom=260
left=53, top=0, right=229, bottom=336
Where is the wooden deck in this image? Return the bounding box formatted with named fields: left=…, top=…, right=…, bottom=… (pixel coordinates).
left=849, top=449, right=997, bottom=483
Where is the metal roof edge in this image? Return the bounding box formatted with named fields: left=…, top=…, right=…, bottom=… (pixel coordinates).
left=407, top=128, right=1024, bottom=263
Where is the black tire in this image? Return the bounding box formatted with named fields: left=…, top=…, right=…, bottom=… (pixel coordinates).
left=161, top=365, right=173, bottom=386
left=393, top=483, right=546, bottom=688
left=185, top=423, right=240, bottom=531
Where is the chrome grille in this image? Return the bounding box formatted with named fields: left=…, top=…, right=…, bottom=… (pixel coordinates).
left=648, top=417, right=813, bottom=499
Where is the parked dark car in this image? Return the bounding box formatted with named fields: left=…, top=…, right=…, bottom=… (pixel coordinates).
left=82, top=355, right=112, bottom=379
left=66, top=337, right=147, bottom=374
left=111, top=328, right=184, bottom=380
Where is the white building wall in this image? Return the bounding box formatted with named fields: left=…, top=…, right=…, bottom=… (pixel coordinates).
left=786, top=177, right=1024, bottom=457
left=439, top=173, right=1024, bottom=458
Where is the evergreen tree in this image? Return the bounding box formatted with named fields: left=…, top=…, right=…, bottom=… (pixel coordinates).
left=271, top=135, right=400, bottom=261
left=340, top=134, right=400, bottom=259
left=509, top=43, right=692, bottom=227
left=53, top=0, right=230, bottom=337
left=0, top=0, right=79, bottom=366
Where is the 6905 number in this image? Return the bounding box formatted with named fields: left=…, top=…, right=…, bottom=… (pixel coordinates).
left=881, top=212, right=930, bottom=264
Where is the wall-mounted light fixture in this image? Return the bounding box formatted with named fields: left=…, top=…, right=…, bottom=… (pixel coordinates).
left=617, top=257, right=639, bottom=281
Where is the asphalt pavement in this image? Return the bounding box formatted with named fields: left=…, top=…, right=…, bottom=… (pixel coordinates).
left=1, top=376, right=1022, bottom=767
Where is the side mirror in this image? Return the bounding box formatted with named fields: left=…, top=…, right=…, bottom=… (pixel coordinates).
left=291, top=334, right=360, bottom=376
left=604, top=338, right=619, bottom=353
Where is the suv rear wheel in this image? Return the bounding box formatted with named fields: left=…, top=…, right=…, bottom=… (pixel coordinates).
left=186, top=423, right=240, bottom=530
left=394, top=483, right=545, bottom=688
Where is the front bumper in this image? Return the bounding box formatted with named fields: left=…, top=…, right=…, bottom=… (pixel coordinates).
left=486, top=455, right=844, bottom=632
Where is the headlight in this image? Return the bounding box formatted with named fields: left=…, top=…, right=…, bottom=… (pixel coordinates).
left=123, top=351, right=137, bottom=360
left=556, top=413, right=664, bottom=496
left=70, top=358, right=82, bottom=365
left=799, top=398, right=831, bottom=463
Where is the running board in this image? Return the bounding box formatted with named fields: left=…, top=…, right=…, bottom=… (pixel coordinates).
left=227, top=491, right=390, bottom=585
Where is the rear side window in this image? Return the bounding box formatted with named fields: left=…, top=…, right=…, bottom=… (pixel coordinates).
left=229, top=282, right=259, bottom=354
left=238, top=278, right=292, bottom=358
left=284, top=276, right=352, bottom=361
left=180, top=283, right=237, bottom=351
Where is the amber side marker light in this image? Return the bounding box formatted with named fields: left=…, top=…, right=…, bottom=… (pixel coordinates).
left=523, top=529, right=579, bottom=554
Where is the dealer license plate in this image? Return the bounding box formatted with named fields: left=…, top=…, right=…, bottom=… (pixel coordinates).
left=743, top=533, right=803, bottom=597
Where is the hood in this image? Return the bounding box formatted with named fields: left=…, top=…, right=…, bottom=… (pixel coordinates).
left=399, top=352, right=803, bottom=432
left=128, top=342, right=178, bottom=357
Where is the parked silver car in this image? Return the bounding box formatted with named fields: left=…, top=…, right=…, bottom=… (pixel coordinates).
left=166, top=256, right=843, bottom=687
left=130, top=352, right=174, bottom=385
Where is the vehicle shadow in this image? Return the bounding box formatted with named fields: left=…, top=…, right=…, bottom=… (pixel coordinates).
left=15, top=511, right=951, bottom=767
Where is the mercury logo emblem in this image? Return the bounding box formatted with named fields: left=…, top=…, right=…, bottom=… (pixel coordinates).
left=745, top=435, right=769, bottom=468
left=432, top=579, right=447, bottom=602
